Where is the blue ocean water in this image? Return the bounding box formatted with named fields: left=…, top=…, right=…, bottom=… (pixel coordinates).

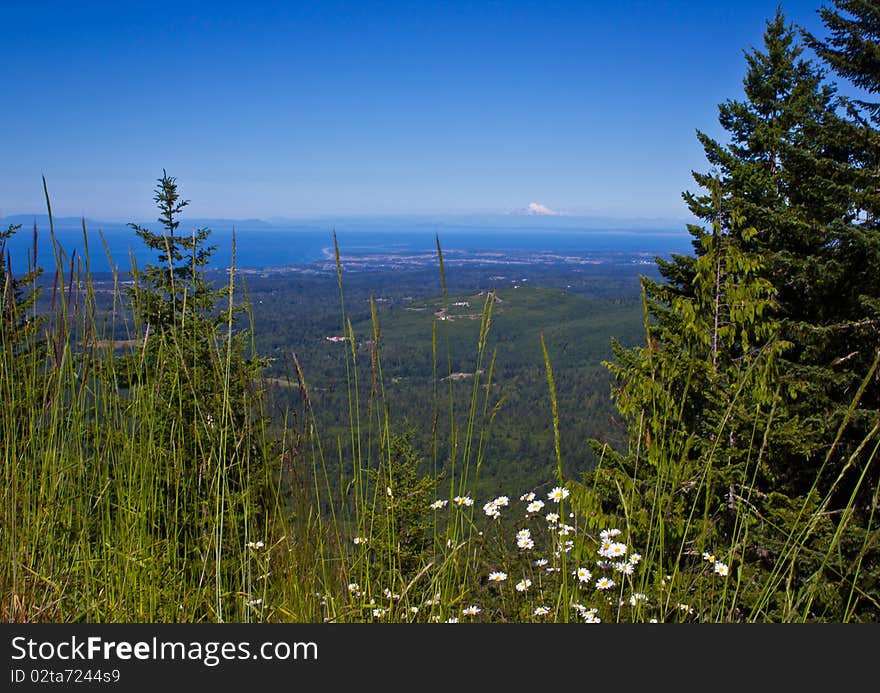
left=2, top=220, right=691, bottom=275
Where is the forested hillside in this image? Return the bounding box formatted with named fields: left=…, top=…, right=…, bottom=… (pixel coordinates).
left=249, top=277, right=646, bottom=492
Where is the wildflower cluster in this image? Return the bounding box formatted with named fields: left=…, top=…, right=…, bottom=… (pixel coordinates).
left=337, top=485, right=734, bottom=623
left=703, top=551, right=729, bottom=577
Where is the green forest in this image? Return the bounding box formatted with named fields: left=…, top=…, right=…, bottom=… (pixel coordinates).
left=2, top=2, right=879, bottom=622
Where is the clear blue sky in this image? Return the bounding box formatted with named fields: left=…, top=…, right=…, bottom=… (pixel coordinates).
left=1, top=1, right=836, bottom=222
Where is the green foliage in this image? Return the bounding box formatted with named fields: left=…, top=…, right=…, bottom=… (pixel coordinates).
left=5, top=4, right=880, bottom=625
left=364, top=432, right=442, bottom=584
left=806, top=0, right=880, bottom=119
left=0, top=222, right=46, bottom=439
left=586, top=9, right=880, bottom=621
left=121, top=172, right=278, bottom=600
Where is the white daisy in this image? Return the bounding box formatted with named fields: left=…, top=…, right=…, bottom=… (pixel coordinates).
left=515, top=578, right=532, bottom=592
left=596, top=577, right=615, bottom=590
left=526, top=500, right=545, bottom=513
left=547, top=486, right=570, bottom=503
left=615, top=561, right=635, bottom=575
left=483, top=501, right=501, bottom=518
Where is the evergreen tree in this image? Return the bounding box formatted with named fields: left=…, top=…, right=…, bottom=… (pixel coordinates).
left=367, top=432, right=441, bottom=584
left=805, top=0, right=880, bottom=119
left=0, top=223, right=46, bottom=438
left=583, top=10, right=879, bottom=620
left=126, top=171, right=272, bottom=568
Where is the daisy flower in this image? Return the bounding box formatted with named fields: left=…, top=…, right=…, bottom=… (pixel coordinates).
left=629, top=593, right=647, bottom=606
left=483, top=501, right=501, bottom=519
left=453, top=495, right=473, bottom=507
left=575, top=567, right=593, bottom=583
left=462, top=605, right=481, bottom=616
left=488, top=571, right=508, bottom=582
left=545, top=513, right=560, bottom=524
left=703, top=551, right=716, bottom=563
left=547, top=486, right=570, bottom=503
left=714, top=561, right=729, bottom=577
left=429, top=499, right=448, bottom=510
left=599, top=541, right=628, bottom=559
left=599, top=528, right=621, bottom=541
left=494, top=495, right=510, bottom=507
left=533, top=606, right=551, bottom=617
left=517, top=537, right=535, bottom=550
left=526, top=500, right=545, bottom=513
left=615, top=561, right=635, bottom=575
left=520, top=492, right=536, bottom=502
left=515, top=578, right=532, bottom=592
left=596, top=577, right=616, bottom=590
left=353, top=536, right=368, bottom=545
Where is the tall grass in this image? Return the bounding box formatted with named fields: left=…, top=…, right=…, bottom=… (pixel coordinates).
left=2, top=191, right=876, bottom=623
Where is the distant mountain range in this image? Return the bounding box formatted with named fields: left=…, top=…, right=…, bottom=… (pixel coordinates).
left=1, top=214, right=276, bottom=231
left=2, top=211, right=690, bottom=235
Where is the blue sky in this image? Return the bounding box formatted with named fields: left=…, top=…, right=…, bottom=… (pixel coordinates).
left=1, top=1, right=837, bottom=223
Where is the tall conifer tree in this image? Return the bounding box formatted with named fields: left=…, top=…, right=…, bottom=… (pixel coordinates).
left=586, top=10, right=879, bottom=620
left=126, top=172, right=272, bottom=571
